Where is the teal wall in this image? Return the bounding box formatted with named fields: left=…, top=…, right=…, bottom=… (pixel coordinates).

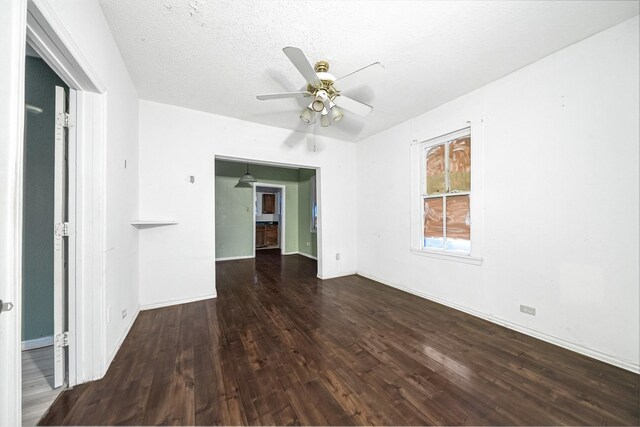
left=22, top=56, right=67, bottom=341
left=297, top=169, right=318, bottom=258
left=215, top=160, right=317, bottom=259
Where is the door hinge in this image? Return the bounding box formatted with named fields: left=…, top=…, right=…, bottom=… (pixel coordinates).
left=55, top=331, right=70, bottom=347
left=55, top=222, right=71, bottom=237
left=63, top=112, right=74, bottom=128
left=0, top=300, right=14, bottom=314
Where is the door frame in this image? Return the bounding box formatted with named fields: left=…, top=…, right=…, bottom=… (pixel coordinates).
left=0, top=2, right=28, bottom=425
left=214, top=155, right=323, bottom=278
left=25, top=0, right=108, bottom=388
left=253, top=183, right=286, bottom=257
left=1, top=1, right=109, bottom=424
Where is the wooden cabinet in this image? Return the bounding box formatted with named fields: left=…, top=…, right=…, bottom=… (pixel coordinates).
left=256, top=223, right=278, bottom=248
left=256, top=226, right=265, bottom=248
left=262, top=194, right=276, bottom=214
left=265, top=224, right=278, bottom=247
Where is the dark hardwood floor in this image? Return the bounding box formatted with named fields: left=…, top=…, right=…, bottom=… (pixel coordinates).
left=41, top=249, right=639, bottom=425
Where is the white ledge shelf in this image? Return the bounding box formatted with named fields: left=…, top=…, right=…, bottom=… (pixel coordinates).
left=131, top=220, right=178, bottom=227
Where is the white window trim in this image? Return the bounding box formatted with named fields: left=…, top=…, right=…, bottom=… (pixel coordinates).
left=410, top=123, right=484, bottom=265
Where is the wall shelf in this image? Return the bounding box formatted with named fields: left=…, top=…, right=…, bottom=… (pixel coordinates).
left=131, top=220, right=178, bottom=228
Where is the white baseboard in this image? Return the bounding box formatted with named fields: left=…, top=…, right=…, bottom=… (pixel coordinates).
left=356, top=271, right=639, bottom=374
left=284, top=251, right=317, bottom=260
left=22, top=336, right=54, bottom=350
left=104, top=308, right=140, bottom=371
left=296, top=251, right=317, bottom=260
left=140, top=293, right=217, bottom=311
left=215, top=255, right=254, bottom=261
left=318, top=271, right=357, bottom=280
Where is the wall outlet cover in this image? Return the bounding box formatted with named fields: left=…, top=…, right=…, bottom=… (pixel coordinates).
left=520, top=305, right=536, bottom=316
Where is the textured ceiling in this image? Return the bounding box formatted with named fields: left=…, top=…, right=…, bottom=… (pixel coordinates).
left=98, top=0, right=638, bottom=142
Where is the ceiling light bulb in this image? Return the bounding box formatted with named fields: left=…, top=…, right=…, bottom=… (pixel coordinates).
left=330, top=104, right=343, bottom=122
left=300, top=107, right=314, bottom=124
left=321, top=113, right=331, bottom=128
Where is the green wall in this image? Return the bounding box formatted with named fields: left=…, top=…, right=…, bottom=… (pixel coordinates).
left=22, top=56, right=67, bottom=341
left=297, top=169, right=318, bottom=258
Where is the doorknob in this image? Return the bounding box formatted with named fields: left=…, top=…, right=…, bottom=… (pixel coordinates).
left=0, top=299, right=14, bottom=314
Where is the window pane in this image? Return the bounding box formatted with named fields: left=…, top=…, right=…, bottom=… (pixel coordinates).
left=446, top=195, right=470, bottom=253
left=426, top=144, right=446, bottom=195
left=423, top=197, right=444, bottom=249
left=448, top=137, right=471, bottom=192
left=445, top=238, right=470, bottom=253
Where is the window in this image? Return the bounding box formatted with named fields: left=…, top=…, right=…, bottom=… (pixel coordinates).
left=421, top=128, right=471, bottom=255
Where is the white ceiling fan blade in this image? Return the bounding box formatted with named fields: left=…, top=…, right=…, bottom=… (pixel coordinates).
left=283, top=46, right=320, bottom=87
left=333, top=95, right=373, bottom=116
left=335, top=62, right=384, bottom=91
left=256, top=92, right=311, bottom=100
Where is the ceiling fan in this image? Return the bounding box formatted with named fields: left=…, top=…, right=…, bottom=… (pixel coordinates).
left=256, top=46, right=383, bottom=128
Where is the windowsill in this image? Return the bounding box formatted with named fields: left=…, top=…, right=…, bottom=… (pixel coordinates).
left=411, top=249, right=483, bottom=265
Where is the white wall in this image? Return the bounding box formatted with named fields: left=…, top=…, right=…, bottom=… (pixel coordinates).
left=356, top=17, right=639, bottom=372
left=44, top=0, right=140, bottom=362
left=138, top=101, right=358, bottom=308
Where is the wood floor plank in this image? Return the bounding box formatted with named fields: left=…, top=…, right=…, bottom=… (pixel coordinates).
left=40, top=249, right=640, bottom=426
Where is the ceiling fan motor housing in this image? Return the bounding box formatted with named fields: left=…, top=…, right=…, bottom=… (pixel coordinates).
left=307, top=61, right=339, bottom=101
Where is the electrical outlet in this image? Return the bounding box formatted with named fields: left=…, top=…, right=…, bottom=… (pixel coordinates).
left=520, top=305, right=536, bottom=316
left=122, top=308, right=127, bottom=319
left=336, top=253, right=340, bottom=260
left=306, top=241, right=310, bottom=246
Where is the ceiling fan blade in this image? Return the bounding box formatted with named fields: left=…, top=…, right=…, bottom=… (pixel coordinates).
left=283, top=46, right=320, bottom=87
left=335, top=62, right=384, bottom=91
left=256, top=92, right=311, bottom=100
left=333, top=95, right=373, bottom=116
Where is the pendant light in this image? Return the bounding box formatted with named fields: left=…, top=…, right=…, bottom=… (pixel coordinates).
left=238, top=163, right=257, bottom=185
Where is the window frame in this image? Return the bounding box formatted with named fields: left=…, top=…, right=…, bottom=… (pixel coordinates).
left=411, top=125, right=483, bottom=265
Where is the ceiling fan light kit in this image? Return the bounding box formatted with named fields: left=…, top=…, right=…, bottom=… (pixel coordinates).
left=320, top=113, right=331, bottom=128
left=330, top=102, right=344, bottom=122
left=300, top=107, right=315, bottom=124
left=311, top=99, right=325, bottom=112
left=256, top=46, right=380, bottom=127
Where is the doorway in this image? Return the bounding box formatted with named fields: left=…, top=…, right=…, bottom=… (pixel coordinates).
left=21, top=44, right=70, bottom=426
left=254, top=184, right=286, bottom=254
left=2, top=3, right=108, bottom=425
left=214, top=158, right=319, bottom=273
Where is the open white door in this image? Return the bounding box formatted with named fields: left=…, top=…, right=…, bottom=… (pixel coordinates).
left=53, top=85, right=68, bottom=388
